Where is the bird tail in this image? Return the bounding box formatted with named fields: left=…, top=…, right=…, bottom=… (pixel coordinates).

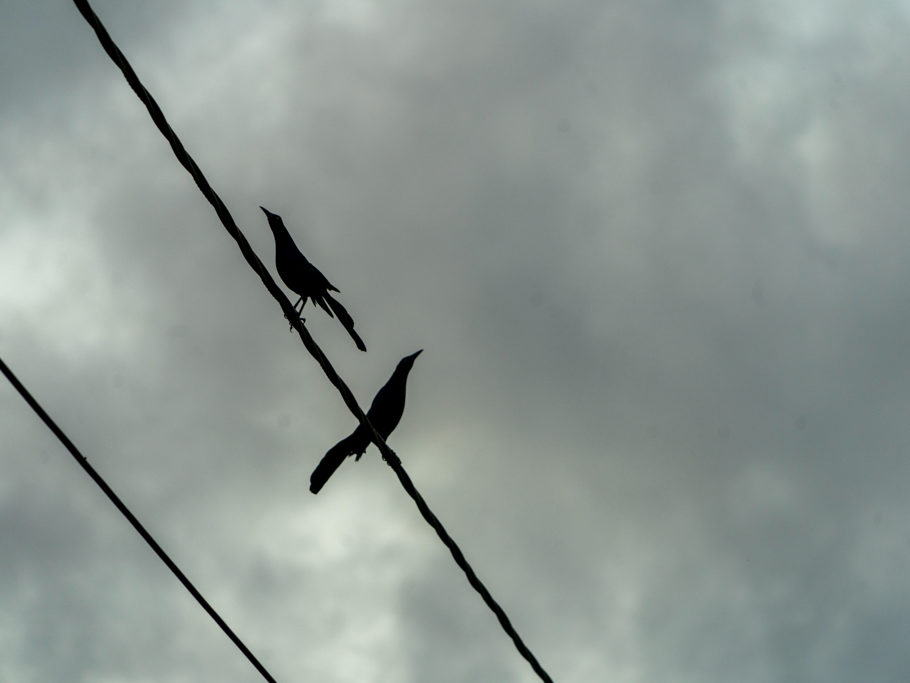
left=310, top=431, right=365, bottom=494
left=324, top=293, right=367, bottom=352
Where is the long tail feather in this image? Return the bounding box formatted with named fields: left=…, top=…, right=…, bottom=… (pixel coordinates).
left=313, top=296, right=334, bottom=317
left=310, top=430, right=364, bottom=493
left=325, top=293, right=367, bottom=351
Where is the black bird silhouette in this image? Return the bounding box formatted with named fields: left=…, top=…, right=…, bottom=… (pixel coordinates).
left=311, top=349, right=422, bottom=493
left=260, top=206, right=366, bottom=352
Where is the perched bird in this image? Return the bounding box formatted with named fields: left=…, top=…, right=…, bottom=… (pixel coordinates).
left=260, top=206, right=366, bottom=351
left=311, top=349, right=422, bottom=493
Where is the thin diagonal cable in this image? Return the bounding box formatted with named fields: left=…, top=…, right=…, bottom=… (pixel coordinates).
left=71, top=2, right=554, bottom=681
left=385, top=459, right=554, bottom=682
left=0, top=356, right=278, bottom=683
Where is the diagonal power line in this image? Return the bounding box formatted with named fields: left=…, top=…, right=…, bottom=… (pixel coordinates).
left=71, top=2, right=555, bottom=681
left=0, top=356, right=279, bottom=683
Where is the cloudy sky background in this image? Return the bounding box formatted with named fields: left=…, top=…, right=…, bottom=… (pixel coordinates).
left=2, top=1, right=910, bottom=681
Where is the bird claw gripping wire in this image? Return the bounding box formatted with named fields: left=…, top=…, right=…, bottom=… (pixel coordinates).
left=286, top=315, right=306, bottom=331
left=285, top=296, right=307, bottom=331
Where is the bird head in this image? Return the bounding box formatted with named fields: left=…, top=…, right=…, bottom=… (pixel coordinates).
left=259, top=206, right=283, bottom=232
left=398, top=349, right=423, bottom=375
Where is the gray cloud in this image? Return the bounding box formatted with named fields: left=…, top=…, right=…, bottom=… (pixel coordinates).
left=2, top=1, right=910, bottom=681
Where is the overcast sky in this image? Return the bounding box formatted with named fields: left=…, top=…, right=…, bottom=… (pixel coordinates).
left=2, top=1, right=910, bottom=681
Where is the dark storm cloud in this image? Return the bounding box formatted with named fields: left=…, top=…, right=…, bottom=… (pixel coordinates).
left=0, top=1, right=194, bottom=118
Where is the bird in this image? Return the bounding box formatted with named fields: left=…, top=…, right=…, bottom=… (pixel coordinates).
left=310, top=349, right=422, bottom=493
left=260, top=206, right=366, bottom=352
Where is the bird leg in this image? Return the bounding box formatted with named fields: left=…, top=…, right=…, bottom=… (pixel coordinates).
left=287, top=297, right=307, bottom=331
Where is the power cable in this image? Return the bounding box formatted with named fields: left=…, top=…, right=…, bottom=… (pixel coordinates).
left=70, top=2, right=555, bottom=680
left=0, top=356, right=279, bottom=683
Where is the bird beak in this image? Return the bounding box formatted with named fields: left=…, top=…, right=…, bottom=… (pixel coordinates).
left=408, top=349, right=423, bottom=361
left=259, top=206, right=272, bottom=217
